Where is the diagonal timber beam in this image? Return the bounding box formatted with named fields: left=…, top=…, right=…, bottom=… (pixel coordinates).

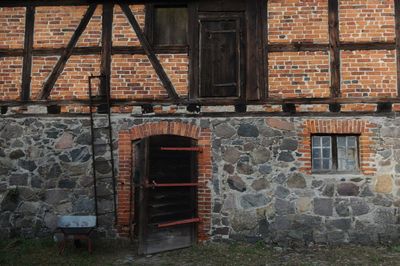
left=120, top=3, right=179, bottom=100
left=37, top=4, right=97, bottom=99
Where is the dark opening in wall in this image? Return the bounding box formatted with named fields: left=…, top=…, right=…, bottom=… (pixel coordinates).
left=47, top=105, right=61, bottom=114
left=1, top=106, right=8, bottom=114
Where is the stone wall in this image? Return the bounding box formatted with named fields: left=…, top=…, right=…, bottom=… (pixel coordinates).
left=1, top=115, right=400, bottom=246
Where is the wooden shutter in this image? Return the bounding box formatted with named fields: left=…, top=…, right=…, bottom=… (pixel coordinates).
left=199, top=14, right=244, bottom=98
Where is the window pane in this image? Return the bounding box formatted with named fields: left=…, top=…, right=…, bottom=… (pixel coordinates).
left=312, top=148, right=321, bottom=159
left=337, top=136, right=346, bottom=148
left=322, top=148, right=331, bottom=158
left=322, top=159, right=331, bottom=170
left=347, top=136, right=356, bottom=147
left=337, top=136, right=358, bottom=171
left=313, top=159, right=321, bottom=170
left=322, top=136, right=331, bottom=147
left=312, top=136, right=321, bottom=147
left=154, top=7, right=188, bottom=45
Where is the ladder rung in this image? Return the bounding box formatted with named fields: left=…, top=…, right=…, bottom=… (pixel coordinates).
left=96, top=194, right=114, bottom=199
left=93, top=126, right=111, bottom=130
left=96, top=176, right=114, bottom=182
left=95, top=159, right=113, bottom=163
left=93, top=142, right=111, bottom=146
left=97, top=211, right=115, bottom=216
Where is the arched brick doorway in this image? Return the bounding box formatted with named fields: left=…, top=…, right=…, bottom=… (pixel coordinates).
left=117, top=121, right=212, bottom=251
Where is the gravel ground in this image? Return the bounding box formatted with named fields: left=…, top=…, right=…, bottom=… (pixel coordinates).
left=2, top=238, right=400, bottom=266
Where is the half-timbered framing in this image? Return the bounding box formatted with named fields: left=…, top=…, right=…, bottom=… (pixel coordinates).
left=0, top=0, right=400, bottom=113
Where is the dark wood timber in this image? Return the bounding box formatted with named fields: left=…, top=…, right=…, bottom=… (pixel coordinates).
left=261, top=0, right=268, bottom=99
left=0, top=0, right=189, bottom=7
left=120, top=3, right=179, bottom=100
left=37, top=4, right=97, bottom=99
left=328, top=0, right=340, bottom=98
left=3, top=97, right=400, bottom=109
left=268, top=43, right=329, bottom=52
left=340, top=42, right=396, bottom=51
left=20, top=6, right=35, bottom=101
left=0, top=46, right=187, bottom=58
left=395, top=0, right=400, bottom=96
left=100, top=3, right=113, bottom=96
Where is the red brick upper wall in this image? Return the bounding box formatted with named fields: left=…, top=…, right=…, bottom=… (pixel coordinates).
left=339, top=0, right=395, bottom=42
left=0, top=7, right=26, bottom=49
left=268, top=0, right=329, bottom=44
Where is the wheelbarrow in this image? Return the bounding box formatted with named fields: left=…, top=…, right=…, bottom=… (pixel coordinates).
left=56, top=216, right=96, bottom=254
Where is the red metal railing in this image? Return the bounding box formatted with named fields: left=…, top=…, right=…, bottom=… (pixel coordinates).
left=157, top=218, right=201, bottom=228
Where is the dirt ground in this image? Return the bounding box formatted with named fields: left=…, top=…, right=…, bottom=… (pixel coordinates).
left=2, top=238, right=400, bottom=265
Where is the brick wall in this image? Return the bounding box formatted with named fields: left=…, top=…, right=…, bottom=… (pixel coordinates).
left=113, top=5, right=144, bottom=47
left=0, top=7, right=25, bottom=49
left=298, top=119, right=377, bottom=175
left=268, top=0, right=328, bottom=43
left=31, top=55, right=101, bottom=100
left=339, top=0, right=395, bottom=42
left=117, top=122, right=212, bottom=241
left=111, top=54, right=189, bottom=100
left=34, top=6, right=87, bottom=48
left=0, top=57, right=23, bottom=100
left=268, top=51, right=330, bottom=98
left=341, top=50, right=397, bottom=98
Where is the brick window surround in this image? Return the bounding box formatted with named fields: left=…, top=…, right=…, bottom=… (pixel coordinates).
left=117, top=121, right=212, bottom=241
left=298, top=120, right=377, bottom=175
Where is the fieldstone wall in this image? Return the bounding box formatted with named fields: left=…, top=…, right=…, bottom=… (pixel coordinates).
left=1, top=115, right=400, bottom=246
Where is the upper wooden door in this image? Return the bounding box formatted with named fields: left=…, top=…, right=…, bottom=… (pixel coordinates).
left=198, top=13, right=245, bottom=98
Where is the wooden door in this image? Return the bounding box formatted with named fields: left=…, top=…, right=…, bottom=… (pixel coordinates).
left=136, top=136, right=198, bottom=255
left=198, top=13, right=245, bottom=98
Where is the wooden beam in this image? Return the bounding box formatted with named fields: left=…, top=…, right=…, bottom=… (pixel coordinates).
left=260, top=0, right=268, bottom=99
left=0, top=0, right=189, bottom=7
left=120, top=3, right=179, bottom=100
left=100, top=3, right=113, bottom=96
left=268, top=43, right=329, bottom=52
left=37, top=4, right=96, bottom=99
left=0, top=46, right=187, bottom=58
left=20, top=6, right=35, bottom=101
left=3, top=97, right=400, bottom=108
left=328, top=0, right=340, bottom=98
left=395, top=0, right=400, bottom=96
left=340, top=42, right=396, bottom=51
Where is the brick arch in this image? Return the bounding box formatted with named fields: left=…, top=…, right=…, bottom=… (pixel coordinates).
left=298, top=119, right=377, bottom=175
left=117, top=121, right=212, bottom=242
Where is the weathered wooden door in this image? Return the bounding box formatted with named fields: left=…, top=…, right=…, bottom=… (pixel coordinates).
left=198, top=12, right=245, bottom=98
left=135, top=136, right=198, bottom=255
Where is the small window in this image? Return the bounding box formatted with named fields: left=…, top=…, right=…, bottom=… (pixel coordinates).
left=147, top=5, right=188, bottom=46
left=312, top=135, right=359, bottom=173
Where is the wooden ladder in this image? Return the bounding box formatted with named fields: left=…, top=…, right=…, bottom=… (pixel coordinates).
left=88, top=75, right=117, bottom=227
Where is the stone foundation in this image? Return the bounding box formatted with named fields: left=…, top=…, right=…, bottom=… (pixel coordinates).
left=1, top=115, right=400, bottom=246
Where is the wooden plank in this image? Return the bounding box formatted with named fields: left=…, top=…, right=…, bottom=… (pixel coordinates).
left=37, top=4, right=97, bottom=99
left=20, top=6, right=35, bottom=101
left=328, top=0, right=340, bottom=98
left=100, top=3, right=113, bottom=96
left=0, top=0, right=179, bottom=7
left=395, top=0, right=400, bottom=96
left=158, top=218, right=200, bottom=229
left=3, top=96, right=400, bottom=108
left=160, top=147, right=203, bottom=152
left=246, top=0, right=260, bottom=101
left=120, top=3, right=179, bottom=100
left=0, top=46, right=187, bottom=58
left=340, top=42, right=396, bottom=51
left=260, top=0, right=268, bottom=99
